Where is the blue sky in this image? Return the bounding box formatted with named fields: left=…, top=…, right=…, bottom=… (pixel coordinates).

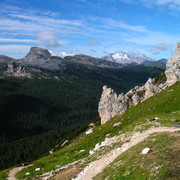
left=0, top=0, right=180, bottom=59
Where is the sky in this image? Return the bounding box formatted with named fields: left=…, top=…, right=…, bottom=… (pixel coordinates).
left=0, top=0, right=180, bottom=59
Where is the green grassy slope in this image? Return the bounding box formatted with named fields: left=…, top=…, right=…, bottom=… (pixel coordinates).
left=95, top=132, right=180, bottom=180
left=12, top=82, right=180, bottom=180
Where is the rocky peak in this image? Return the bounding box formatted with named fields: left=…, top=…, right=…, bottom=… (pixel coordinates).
left=24, top=47, right=51, bottom=60
left=98, top=43, right=180, bottom=124
left=21, top=47, right=63, bottom=71
left=165, top=43, right=180, bottom=86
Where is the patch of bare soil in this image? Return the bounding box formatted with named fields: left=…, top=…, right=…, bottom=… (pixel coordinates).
left=55, top=166, right=83, bottom=180
left=8, top=166, right=26, bottom=180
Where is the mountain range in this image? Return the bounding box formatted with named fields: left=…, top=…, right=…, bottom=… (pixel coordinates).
left=0, top=48, right=167, bottom=75
left=102, top=52, right=167, bottom=67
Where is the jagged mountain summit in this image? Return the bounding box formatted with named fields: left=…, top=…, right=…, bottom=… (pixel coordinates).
left=102, top=52, right=155, bottom=65
left=99, top=43, right=180, bottom=124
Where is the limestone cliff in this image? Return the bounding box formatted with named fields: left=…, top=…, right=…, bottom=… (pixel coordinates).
left=165, top=43, right=180, bottom=86
left=98, top=86, right=128, bottom=124
left=4, top=61, right=31, bottom=78
left=98, top=43, right=180, bottom=124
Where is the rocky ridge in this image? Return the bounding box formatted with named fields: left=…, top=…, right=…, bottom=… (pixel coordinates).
left=98, top=43, right=180, bottom=124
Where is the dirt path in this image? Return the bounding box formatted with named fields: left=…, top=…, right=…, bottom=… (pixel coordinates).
left=72, top=127, right=180, bottom=180
left=55, top=166, right=83, bottom=180
left=8, top=166, right=26, bottom=180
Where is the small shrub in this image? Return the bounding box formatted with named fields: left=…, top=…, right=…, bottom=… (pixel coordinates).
left=154, top=73, right=167, bottom=84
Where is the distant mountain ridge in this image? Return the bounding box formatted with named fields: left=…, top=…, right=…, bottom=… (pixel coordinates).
left=0, top=47, right=123, bottom=73
left=0, top=48, right=167, bottom=74
left=102, top=52, right=154, bottom=65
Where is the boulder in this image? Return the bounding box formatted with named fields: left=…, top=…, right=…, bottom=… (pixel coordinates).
left=141, top=148, right=151, bottom=154
left=85, top=128, right=93, bottom=135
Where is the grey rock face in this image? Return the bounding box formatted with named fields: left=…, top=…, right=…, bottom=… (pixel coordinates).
left=4, top=61, right=31, bottom=78
left=98, top=43, right=180, bottom=124
left=144, top=78, right=160, bottom=99
left=165, top=43, right=180, bottom=86
left=21, top=47, right=63, bottom=71
left=98, top=86, right=128, bottom=124
left=24, top=47, right=52, bottom=60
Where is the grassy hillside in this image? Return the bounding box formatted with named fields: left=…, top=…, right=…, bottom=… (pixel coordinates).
left=10, top=82, right=179, bottom=180
left=95, top=132, right=179, bottom=180
left=0, top=64, right=163, bottom=170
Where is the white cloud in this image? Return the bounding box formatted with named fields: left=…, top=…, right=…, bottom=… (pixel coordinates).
left=89, top=49, right=97, bottom=52
left=36, top=31, right=59, bottom=48
left=88, top=40, right=101, bottom=46
left=148, top=43, right=174, bottom=55
left=48, top=50, right=58, bottom=56
left=9, top=14, right=83, bottom=27
left=94, top=17, right=149, bottom=33
left=117, top=22, right=148, bottom=33
left=148, top=49, right=161, bottom=55
left=0, top=5, right=84, bottom=37
left=152, top=43, right=173, bottom=51
left=120, top=0, right=180, bottom=10
left=60, top=52, right=74, bottom=57
left=0, top=38, right=37, bottom=43
left=124, top=31, right=179, bottom=46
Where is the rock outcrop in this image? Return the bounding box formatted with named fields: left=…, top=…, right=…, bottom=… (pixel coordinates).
left=165, top=43, right=180, bottom=86
left=99, top=43, right=180, bottom=124
left=98, top=86, right=128, bottom=124
left=4, top=61, right=31, bottom=78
